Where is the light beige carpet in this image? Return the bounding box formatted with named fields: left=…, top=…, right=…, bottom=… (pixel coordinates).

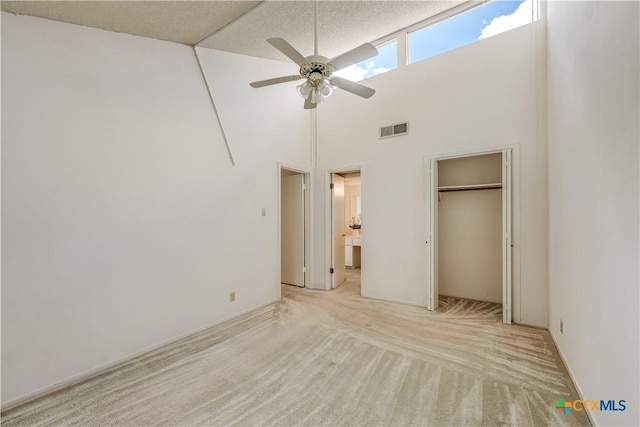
left=1, top=270, right=590, bottom=426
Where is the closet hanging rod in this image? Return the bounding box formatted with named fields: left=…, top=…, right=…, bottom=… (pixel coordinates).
left=438, top=183, right=502, bottom=192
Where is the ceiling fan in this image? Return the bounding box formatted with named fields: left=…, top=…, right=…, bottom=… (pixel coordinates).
left=249, top=2, right=378, bottom=109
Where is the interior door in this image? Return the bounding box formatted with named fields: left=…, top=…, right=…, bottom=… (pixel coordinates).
left=281, top=173, right=305, bottom=287
left=332, top=174, right=346, bottom=288
left=502, top=150, right=513, bottom=324
left=429, top=159, right=439, bottom=310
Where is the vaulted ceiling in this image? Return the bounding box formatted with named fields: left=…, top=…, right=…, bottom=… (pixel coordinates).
left=1, top=1, right=468, bottom=61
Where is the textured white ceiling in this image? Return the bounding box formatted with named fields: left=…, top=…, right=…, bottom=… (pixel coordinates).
left=201, top=1, right=466, bottom=61
left=1, top=1, right=467, bottom=61
left=0, top=1, right=262, bottom=45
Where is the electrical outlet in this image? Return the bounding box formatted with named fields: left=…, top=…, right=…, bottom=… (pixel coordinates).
left=230, top=291, right=236, bottom=302
left=560, top=320, right=563, bottom=334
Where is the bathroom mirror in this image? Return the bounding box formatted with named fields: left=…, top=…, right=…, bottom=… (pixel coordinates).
left=350, top=196, right=361, bottom=220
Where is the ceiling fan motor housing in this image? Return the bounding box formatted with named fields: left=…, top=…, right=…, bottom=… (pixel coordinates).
left=300, top=55, right=334, bottom=81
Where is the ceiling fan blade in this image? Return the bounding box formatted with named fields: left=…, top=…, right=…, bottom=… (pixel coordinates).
left=304, top=96, right=316, bottom=110
left=250, top=75, right=302, bottom=88
left=330, top=77, right=376, bottom=99
left=329, top=43, right=378, bottom=71
left=267, top=38, right=308, bottom=66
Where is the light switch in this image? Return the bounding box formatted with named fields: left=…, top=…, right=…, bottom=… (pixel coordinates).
left=261, top=208, right=267, bottom=217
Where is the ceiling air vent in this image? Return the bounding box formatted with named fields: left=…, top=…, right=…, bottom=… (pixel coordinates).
left=379, top=122, right=409, bottom=139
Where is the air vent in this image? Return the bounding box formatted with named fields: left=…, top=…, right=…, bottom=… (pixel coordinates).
left=379, top=122, right=409, bottom=139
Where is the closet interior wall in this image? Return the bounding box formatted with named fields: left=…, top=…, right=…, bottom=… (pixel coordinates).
left=438, top=153, right=503, bottom=303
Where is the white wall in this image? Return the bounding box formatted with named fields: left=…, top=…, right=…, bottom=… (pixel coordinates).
left=315, top=23, right=549, bottom=326
left=547, top=2, right=639, bottom=425
left=1, top=13, right=309, bottom=405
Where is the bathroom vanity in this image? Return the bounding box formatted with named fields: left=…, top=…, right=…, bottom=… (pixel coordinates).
left=345, top=236, right=361, bottom=268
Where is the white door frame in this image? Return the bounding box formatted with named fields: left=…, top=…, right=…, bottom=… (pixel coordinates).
left=502, top=149, right=513, bottom=324
left=278, top=162, right=312, bottom=297
left=428, top=159, right=439, bottom=311
left=424, top=146, right=519, bottom=324
left=325, top=165, right=364, bottom=291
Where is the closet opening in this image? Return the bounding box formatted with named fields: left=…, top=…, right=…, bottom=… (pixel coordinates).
left=426, top=150, right=513, bottom=324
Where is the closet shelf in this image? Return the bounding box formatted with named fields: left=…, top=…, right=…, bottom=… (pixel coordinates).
left=438, top=183, right=502, bottom=192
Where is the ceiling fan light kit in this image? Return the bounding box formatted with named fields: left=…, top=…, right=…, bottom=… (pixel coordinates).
left=249, top=2, right=378, bottom=109
left=296, top=63, right=334, bottom=104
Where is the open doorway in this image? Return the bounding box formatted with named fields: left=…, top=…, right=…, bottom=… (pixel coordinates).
left=280, top=166, right=310, bottom=288
left=426, top=150, right=513, bottom=324
left=327, top=168, right=362, bottom=294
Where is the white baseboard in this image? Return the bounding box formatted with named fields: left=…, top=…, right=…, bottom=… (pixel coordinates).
left=549, top=331, right=596, bottom=426
left=361, top=291, right=428, bottom=308
left=1, top=298, right=278, bottom=412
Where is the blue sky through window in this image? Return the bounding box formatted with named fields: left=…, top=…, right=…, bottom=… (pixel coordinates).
left=335, top=0, right=535, bottom=82
left=334, top=40, right=397, bottom=82
left=409, top=0, right=533, bottom=64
